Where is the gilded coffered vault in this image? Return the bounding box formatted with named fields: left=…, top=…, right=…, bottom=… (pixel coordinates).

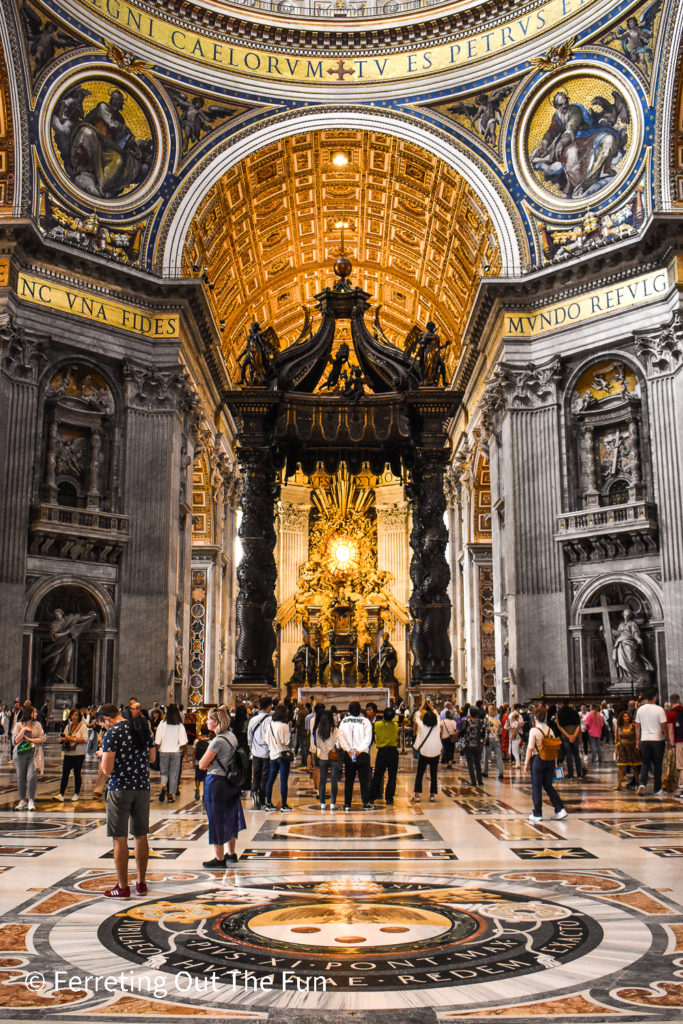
left=183, top=130, right=501, bottom=380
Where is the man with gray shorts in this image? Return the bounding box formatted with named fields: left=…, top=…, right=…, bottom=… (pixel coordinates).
left=99, top=703, right=154, bottom=899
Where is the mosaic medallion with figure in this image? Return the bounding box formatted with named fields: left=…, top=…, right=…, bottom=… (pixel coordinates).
left=48, top=77, right=157, bottom=201
left=521, top=70, right=639, bottom=209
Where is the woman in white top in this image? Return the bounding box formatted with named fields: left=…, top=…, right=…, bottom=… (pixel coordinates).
left=155, top=703, right=188, bottom=803
left=440, top=711, right=459, bottom=767
left=58, top=709, right=88, bottom=801
left=411, top=703, right=443, bottom=802
left=314, top=710, right=341, bottom=810
left=507, top=710, right=523, bottom=767
left=264, top=704, right=292, bottom=811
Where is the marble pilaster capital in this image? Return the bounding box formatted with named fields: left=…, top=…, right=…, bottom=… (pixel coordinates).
left=123, top=361, right=193, bottom=413
left=634, top=312, right=683, bottom=378
left=376, top=502, right=408, bottom=529
left=480, top=358, right=562, bottom=433
left=278, top=501, right=309, bottom=532
left=0, top=316, right=47, bottom=383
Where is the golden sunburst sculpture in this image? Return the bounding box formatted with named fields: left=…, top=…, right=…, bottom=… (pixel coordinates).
left=277, top=465, right=408, bottom=651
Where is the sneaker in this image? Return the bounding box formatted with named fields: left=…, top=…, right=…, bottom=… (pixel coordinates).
left=320, top=803, right=326, bottom=811
left=194, top=788, right=200, bottom=801
left=429, top=795, right=436, bottom=802
left=135, top=881, right=148, bottom=895
left=280, top=805, right=292, bottom=812
left=71, top=794, right=79, bottom=802
left=263, top=803, right=276, bottom=811
left=343, top=806, right=351, bottom=812
left=159, top=788, right=166, bottom=802
left=226, top=853, right=238, bottom=863
left=14, top=800, right=26, bottom=810
left=637, top=785, right=645, bottom=795
left=528, top=814, right=542, bottom=823
left=329, top=803, right=337, bottom=811
left=653, top=790, right=664, bottom=797
left=56, top=794, right=64, bottom=802
left=203, top=857, right=227, bottom=868
left=553, top=808, right=568, bottom=820
left=167, top=794, right=175, bottom=803
left=362, top=803, right=374, bottom=810
left=410, top=795, right=421, bottom=803
left=27, top=800, right=35, bottom=811
left=104, top=884, right=131, bottom=899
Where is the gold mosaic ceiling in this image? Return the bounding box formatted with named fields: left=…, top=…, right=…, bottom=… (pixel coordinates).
left=183, top=130, right=501, bottom=384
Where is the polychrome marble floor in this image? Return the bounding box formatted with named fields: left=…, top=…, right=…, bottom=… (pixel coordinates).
left=0, top=738, right=682, bottom=1023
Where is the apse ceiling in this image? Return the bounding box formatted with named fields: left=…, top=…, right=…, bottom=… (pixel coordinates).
left=183, top=130, right=501, bottom=385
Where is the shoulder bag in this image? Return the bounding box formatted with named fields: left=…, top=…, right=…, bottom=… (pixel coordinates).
left=412, top=724, right=436, bottom=760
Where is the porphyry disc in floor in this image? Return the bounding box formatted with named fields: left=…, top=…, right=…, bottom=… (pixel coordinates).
left=48, top=871, right=658, bottom=1011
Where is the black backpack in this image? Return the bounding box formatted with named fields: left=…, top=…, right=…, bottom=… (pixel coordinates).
left=215, top=734, right=250, bottom=789
left=464, top=719, right=483, bottom=750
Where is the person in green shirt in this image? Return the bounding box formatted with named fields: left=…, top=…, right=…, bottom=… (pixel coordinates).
left=369, top=707, right=399, bottom=805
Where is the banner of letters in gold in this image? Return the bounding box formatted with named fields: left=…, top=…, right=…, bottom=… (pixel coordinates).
left=78, top=0, right=599, bottom=85
left=17, top=272, right=181, bottom=338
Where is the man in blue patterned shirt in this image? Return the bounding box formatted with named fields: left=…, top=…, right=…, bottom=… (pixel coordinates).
left=99, top=702, right=155, bottom=899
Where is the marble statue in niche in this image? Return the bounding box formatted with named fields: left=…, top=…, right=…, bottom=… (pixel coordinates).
left=42, top=607, right=98, bottom=686
left=43, top=365, right=115, bottom=510
left=571, top=360, right=645, bottom=509
left=528, top=80, right=632, bottom=200
left=50, top=82, right=154, bottom=198
left=611, top=608, right=654, bottom=690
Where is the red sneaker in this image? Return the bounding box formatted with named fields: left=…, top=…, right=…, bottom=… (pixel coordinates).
left=135, top=881, right=148, bottom=895
left=104, top=884, right=130, bottom=899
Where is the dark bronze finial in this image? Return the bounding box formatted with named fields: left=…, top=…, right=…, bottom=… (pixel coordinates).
left=334, top=254, right=353, bottom=280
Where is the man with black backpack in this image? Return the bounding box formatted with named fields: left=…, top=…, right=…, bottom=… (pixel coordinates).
left=247, top=697, right=273, bottom=810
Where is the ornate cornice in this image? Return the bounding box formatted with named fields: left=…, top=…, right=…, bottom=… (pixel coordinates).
left=480, top=358, right=562, bottom=432
left=634, top=312, right=683, bottom=378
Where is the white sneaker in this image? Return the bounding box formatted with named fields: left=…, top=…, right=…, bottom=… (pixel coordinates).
left=15, top=800, right=27, bottom=810
left=653, top=790, right=664, bottom=797
left=71, top=794, right=79, bottom=802
left=528, top=814, right=542, bottom=823
left=553, top=808, right=568, bottom=820
left=56, top=793, right=64, bottom=802
left=329, top=804, right=337, bottom=811
left=320, top=803, right=326, bottom=811
left=27, top=800, right=35, bottom=811
left=637, top=785, right=645, bottom=795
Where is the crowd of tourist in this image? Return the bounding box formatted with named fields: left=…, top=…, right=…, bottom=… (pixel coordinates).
left=1, top=690, right=681, bottom=883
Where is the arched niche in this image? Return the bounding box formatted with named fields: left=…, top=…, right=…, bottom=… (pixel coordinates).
left=36, top=360, right=120, bottom=513
left=565, top=355, right=652, bottom=512
left=24, top=578, right=116, bottom=711
left=569, top=574, right=663, bottom=698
